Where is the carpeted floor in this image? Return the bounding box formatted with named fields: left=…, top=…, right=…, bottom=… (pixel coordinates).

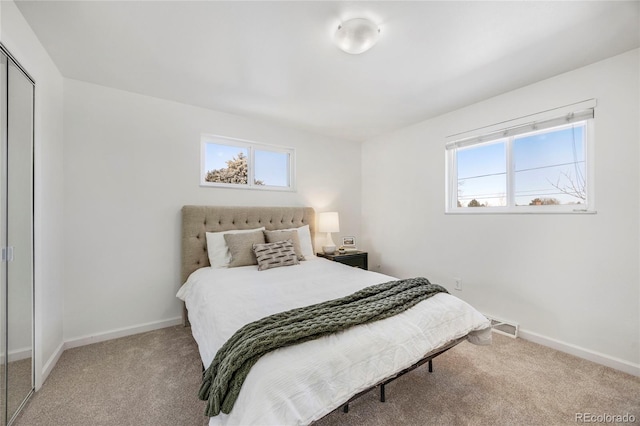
left=14, top=326, right=207, bottom=426
left=4, top=357, right=33, bottom=420
left=14, top=326, right=640, bottom=426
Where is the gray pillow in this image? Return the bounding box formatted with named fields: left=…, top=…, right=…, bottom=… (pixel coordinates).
left=224, top=230, right=266, bottom=268
left=263, top=229, right=305, bottom=261
left=253, top=240, right=300, bottom=271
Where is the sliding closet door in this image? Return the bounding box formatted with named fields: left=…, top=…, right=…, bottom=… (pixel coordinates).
left=0, top=50, right=6, bottom=426
left=4, top=54, right=34, bottom=425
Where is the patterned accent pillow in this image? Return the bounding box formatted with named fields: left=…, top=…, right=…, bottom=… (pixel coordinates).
left=253, top=240, right=300, bottom=271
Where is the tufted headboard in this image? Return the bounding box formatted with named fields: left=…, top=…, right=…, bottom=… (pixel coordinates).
left=181, top=205, right=316, bottom=285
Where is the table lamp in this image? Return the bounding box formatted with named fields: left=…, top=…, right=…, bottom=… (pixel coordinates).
left=318, top=212, right=340, bottom=254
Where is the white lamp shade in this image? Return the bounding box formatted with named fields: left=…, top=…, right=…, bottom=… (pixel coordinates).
left=318, top=212, right=340, bottom=233
left=334, top=18, right=380, bottom=54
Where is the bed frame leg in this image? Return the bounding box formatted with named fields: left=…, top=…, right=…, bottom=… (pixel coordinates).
left=428, top=359, right=433, bottom=373
left=380, top=384, right=386, bottom=402
left=342, top=403, right=349, bottom=413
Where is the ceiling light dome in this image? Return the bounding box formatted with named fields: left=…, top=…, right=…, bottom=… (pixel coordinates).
left=334, top=18, right=380, bottom=54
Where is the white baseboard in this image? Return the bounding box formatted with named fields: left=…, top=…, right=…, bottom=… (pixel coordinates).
left=64, top=317, right=182, bottom=350
left=0, top=347, right=34, bottom=363
left=518, top=329, right=640, bottom=377
left=39, top=341, right=64, bottom=390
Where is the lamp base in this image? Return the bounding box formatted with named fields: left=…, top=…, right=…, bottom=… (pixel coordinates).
left=322, top=245, right=337, bottom=255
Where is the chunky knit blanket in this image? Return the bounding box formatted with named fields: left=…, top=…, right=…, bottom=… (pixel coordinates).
left=199, top=277, right=448, bottom=416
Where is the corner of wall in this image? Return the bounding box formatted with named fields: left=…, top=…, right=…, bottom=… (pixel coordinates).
left=3, top=0, right=66, bottom=390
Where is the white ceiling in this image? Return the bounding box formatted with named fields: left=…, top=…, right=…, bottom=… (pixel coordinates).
left=15, top=1, right=640, bottom=142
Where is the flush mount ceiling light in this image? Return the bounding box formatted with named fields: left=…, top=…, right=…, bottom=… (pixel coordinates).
left=334, top=18, right=380, bottom=54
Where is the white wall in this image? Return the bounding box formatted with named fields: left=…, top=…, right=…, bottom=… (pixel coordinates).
left=361, top=49, right=639, bottom=374
left=1, top=0, right=65, bottom=388
left=63, top=79, right=362, bottom=342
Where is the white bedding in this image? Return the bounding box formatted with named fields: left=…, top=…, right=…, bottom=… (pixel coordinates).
left=177, top=258, right=491, bottom=426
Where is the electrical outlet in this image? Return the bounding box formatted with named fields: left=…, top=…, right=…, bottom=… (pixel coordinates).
left=454, top=277, right=462, bottom=291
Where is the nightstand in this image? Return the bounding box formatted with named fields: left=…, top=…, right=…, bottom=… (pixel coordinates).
left=317, top=251, right=368, bottom=270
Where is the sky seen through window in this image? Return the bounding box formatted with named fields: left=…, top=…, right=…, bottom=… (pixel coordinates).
left=456, top=124, right=586, bottom=207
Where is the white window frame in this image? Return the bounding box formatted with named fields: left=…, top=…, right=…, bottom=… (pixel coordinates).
left=200, top=134, right=296, bottom=191
left=445, top=100, right=596, bottom=214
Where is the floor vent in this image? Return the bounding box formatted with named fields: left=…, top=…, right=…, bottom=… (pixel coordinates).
left=486, top=316, right=519, bottom=338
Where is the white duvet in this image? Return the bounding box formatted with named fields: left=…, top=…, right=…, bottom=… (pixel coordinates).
left=177, top=258, right=491, bottom=426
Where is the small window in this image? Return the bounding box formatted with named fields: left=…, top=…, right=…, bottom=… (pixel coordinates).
left=201, top=135, right=295, bottom=191
left=446, top=104, right=594, bottom=213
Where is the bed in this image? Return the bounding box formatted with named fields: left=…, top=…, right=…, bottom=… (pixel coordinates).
left=177, top=205, right=491, bottom=426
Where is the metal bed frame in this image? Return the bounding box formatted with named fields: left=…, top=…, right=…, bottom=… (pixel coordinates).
left=336, top=336, right=466, bottom=415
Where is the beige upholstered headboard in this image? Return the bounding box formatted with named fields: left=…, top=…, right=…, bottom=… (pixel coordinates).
left=181, top=205, right=316, bottom=285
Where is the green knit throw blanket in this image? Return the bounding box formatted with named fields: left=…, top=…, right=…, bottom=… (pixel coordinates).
left=199, top=277, right=448, bottom=416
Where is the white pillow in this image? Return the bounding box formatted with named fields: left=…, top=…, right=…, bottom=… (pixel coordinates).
left=206, top=227, right=266, bottom=268
left=282, top=225, right=314, bottom=259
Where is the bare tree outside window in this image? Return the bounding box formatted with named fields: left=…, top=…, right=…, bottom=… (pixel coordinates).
left=548, top=170, right=586, bottom=203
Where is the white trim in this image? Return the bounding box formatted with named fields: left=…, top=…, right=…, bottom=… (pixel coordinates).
left=38, top=341, right=64, bottom=390
left=6, top=347, right=32, bottom=362
left=64, top=317, right=182, bottom=349
left=518, top=329, right=640, bottom=377
left=446, top=208, right=597, bottom=215
left=0, top=347, right=34, bottom=365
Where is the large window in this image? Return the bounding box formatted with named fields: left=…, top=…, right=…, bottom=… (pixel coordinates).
left=201, top=135, right=295, bottom=191
left=446, top=104, right=594, bottom=213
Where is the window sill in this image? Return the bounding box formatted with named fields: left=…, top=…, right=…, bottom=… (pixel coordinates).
left=200, top=182, right=296, bottom=192
left=445, top=208, right=597, bottom=215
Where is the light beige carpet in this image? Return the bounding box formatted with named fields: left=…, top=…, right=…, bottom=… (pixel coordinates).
left=14, top=326, right=640, bottom=426
left=14, top=326, right=206, bottom=426
left=317, top=334, right=640, bottom=426
left=3, top=357, right=33, bottom=422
